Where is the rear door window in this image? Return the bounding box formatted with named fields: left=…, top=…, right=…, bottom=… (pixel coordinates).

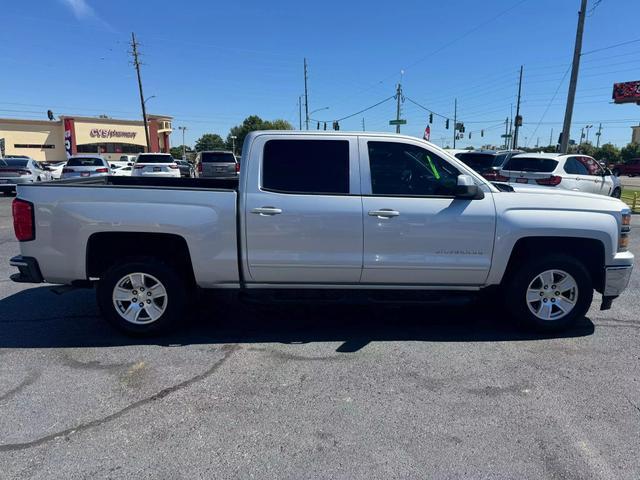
left=564, top=157, right=589, bottom=175
left=503, top=157, right=558, bottom=172
left=262, top=139, right=350, bottom=194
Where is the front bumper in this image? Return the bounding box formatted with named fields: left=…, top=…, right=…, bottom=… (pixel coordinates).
left=9, top=256, right=44, bottom=283
left=600, top=264, right=633, bottom=310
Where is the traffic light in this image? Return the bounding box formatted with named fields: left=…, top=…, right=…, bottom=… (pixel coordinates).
left=469, top=132, right=472, bottom=139
left=333, top=121, right=340, bottom=131
left=445, top=119, right=449, bottom=129
left=429, top=113, right=433, bottom=124
left=317, top=122, right=320, bottom=130
left=481, top=129, right=484, bottom=137
left=324, top=122, right=327, bottom=130
left=515, top=115, right=523, bottom=127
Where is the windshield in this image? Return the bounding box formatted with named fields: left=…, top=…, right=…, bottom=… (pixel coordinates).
left=1, top=159, right=29, bottom=167
left=201, top=152, right=236, bottom=163
left=136, top=155, right=174, bottom=163
left=503, top=157, right=558, bottom=172
left=67, top=158, right=105, bottom=167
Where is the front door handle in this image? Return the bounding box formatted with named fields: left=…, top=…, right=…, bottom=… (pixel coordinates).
left=251, top=206, right=282, bottom=216
left=368, top=209, right=400, bottom=218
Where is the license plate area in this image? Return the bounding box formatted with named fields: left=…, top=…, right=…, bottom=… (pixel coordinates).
left=81, top=172, right=90, bottom=177
left=153, top=167, right=161, bottom=172
left=516, top=178, right=528, bottom=184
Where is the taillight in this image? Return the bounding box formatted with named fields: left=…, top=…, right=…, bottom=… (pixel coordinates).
left=95, top=167, right=108, bottom=173
left=493, top=174, right=508, bottom=182
left=197, top=163, right=203, bottom=173
left=62, top=167, right=74, bottom=173
left=235, top=163, right=240, bottom=173
left=536, top=175, right=562, bottom=186
left=169, top=164, right=179, bottom=169
left=12, top=198, right=35, bottom=241
left=18, top=169, right=31, bottom=176
left=482, top=172, right=498, bottom=181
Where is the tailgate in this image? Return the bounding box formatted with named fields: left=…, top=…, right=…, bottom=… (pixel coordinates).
left=499, top=170, right=553, bottom=184
left=203, top=162, right=236, bottom=175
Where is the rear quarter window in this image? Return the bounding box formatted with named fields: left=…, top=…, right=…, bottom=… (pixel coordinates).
left=503, top=157, right=558, bottom=172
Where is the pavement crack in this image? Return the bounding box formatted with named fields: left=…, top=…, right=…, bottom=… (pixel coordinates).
left=0, top=344, right=238, bottom=452
left=0, top=371, right=40, bottom=403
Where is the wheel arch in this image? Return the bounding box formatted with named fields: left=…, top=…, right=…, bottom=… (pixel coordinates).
left=86, top=232, right=196, bottom=287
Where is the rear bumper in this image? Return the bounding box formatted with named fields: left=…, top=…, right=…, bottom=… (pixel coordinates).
left=9, top=255, right=44, bottom=283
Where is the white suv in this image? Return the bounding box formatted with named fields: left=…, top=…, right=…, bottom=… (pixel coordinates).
left=132, top=153, right=180, bottom=178
left=499, top=153, right=621, bottom=198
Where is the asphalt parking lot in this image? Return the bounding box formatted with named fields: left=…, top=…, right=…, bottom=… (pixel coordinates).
left=0, top=196, right=639, bottom=479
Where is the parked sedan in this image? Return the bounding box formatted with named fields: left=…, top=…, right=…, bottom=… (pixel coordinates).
left=0, top=158, right=51, bottom=194
left=111, top=165, right=133, bottom=176
left=61, top=155, right=111, bottom=180
left=499, top=153, right=620, bottom=197
left=175, top=159, right=195, bottom=178
left=132, top=153, right=181, bottom=178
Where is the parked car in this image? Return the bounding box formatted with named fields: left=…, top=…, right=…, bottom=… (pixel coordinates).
left=9, top=131, right=632, bottom=337
left=175, top=159, right=195, bottom=178
left=195, top=150, right=239, bottom=178
left=46, top=161, right=67, bottom=180
left=61, top=155, right=111, bottom=180
left=611, top=158, right=640, bottom=177
left=118, top=155, right=137, bottom=164
left=0, top=157, right=52, bottom=194
left=454, top=149, right=523, bottom=181
left=132, top=153, right=181, bottom=178
left=499, top=153, right=621, bottom=198
left=111, top=165, right=132, bottom=176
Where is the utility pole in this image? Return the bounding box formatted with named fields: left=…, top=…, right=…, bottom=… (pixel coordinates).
left=560, top=0, right=588, bottom=153
left=513, top=65, right=524, bottom=150
left=504, top=117, right=509, bottom=149
left=303, top=59, right=309, bottom=130
left=596, top=123, right=602, bottom=147
left=362, top=117, right=366, bottom=132
left=395, top=82, right=403, bottom=134
left=130, top=32, right=151, bottom=152
left=550, top=128, right=554, bottom=146
left=453, top=98, right=457, bottom=148
left=178, top=126, right=187, bottom=160
left=298, top=95, right=303, bottom=130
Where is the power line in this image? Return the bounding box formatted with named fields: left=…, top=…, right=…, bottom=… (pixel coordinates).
left=582, top=37, right=640, bottom=56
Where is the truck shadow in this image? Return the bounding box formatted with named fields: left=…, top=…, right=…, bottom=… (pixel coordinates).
left=0, top=286, right=595, bottom=351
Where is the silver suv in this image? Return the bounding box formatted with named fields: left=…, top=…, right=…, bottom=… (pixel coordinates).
left=196, top=151, right=239, bottom=178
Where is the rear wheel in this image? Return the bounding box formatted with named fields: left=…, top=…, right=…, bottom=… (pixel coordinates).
left=97, top=258, right=188, bottom=335
left=505, top=254, right=592, bottom=331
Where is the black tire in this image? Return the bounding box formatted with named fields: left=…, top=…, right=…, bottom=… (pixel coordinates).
left=97, top=257, right=189, bottom=336
left=612, top=187, right=622, bottom=199
left=505, top=254, right=593, bottom=332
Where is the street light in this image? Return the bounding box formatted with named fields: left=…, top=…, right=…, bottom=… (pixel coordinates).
left=143, top=95, right=156, bottom=106
left=585, top=124, right=593, bottom=144
left=309, top=107, right=329, bottom=130
left=230, top=135, right=238, bottom=156
left=177, top=126, right=187, bottom=160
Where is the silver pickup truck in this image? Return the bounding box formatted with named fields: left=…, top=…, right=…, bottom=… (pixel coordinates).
left=9, top=131, right=633, bottom=335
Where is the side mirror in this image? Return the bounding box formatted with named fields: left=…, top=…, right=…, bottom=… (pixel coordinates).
left=456, top=174, right=484, bottom=200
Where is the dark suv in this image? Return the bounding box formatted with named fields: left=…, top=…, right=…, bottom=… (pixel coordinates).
left=454, top=150, right=523, bottom=181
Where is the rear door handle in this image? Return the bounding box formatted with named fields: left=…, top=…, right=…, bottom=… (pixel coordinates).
left=368, top=209, right=400, bottom=218
left=251, top=206, right=282, bottom=216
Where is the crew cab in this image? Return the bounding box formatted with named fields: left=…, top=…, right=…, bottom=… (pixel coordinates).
left=9, top=131, right=633, bottom=335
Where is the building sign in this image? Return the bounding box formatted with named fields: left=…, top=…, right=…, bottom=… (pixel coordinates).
left=612, top=81, right=640, bottom=104
left=89, top=129, right=137, bottom=139
left=64, top=118, right=74, bottom=159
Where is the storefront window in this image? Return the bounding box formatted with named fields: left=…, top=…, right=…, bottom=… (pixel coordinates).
left=77, top=143, right=145, bottom=154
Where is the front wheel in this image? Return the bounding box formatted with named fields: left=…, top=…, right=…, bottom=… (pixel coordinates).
left=97, top=258, right=189, bottom=335
left=505, top=254, right=593, bottom=332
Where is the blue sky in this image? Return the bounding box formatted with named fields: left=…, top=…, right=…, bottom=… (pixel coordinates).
left=1, top=0, right=639, bottom=149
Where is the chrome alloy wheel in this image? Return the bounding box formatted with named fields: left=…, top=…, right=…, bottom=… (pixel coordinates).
left=112, top=273, right=168, bottom=324
left=526, top=269, right=578, bottom=321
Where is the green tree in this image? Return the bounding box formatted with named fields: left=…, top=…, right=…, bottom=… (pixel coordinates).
left=620, top=143, right=640, bottom=163
left=195, top=133, right=226, bottom=152
left=595, top=143, right=620, bottom=164
left=170, top=145, right=193, bottom=159
left=226, top=116, right=293, bottom=154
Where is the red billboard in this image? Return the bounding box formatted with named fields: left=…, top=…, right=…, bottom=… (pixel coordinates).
left=612, top=81, right=640, bottom=104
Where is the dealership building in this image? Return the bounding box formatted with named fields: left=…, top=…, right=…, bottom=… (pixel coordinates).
left=0, top=114, right=173, bottom=162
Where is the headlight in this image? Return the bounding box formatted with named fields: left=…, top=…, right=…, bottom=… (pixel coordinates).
left=619, top=210, right=631, bottom=251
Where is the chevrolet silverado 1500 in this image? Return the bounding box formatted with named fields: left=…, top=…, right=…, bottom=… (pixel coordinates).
left=9, top=131, right=633, bottom=335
